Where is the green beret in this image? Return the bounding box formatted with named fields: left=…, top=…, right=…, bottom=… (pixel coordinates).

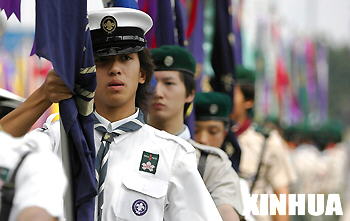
left=194, top=92, right=232, bottom=122
left=151, top=45, right=196, bottom=75
left=236, top=65, right=256, bottom=84
left=319, top=120, right=343, bottom=143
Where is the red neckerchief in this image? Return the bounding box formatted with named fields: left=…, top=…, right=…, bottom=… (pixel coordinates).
left=233, top=118, right=251, bottom=137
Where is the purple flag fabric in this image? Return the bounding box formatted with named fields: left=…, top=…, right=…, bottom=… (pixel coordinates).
left=31, top=0, right=97, bottom=220
left=0, top=0, right=21, bottom=20
left=139, top=0, right=158, bottom=48
left=186, top=0, right=204, bottom=63
left=184, top=0, right=203, bottom=135
left=316, top=44, right=328, bottom=120
left=232, top=13, right=242, bottom=65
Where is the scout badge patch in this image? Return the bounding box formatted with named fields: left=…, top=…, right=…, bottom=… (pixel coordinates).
left=139, top=151, right=159, bottom=174
left=132, top=199, right=148, bottom=216
left=0, top=167, right=10, bottom=188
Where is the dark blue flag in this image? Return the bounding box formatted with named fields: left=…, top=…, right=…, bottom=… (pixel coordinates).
left=31, top=0, right=97, bottom=220
left=210, top=0, right=235, bottom=95
left=156, top=0, right=176, bottom=45
left=174, top=0, right=186, bottom=46
left=139, top=0, right=158, bottom=48
left=210, top=0, right=241, bottom=171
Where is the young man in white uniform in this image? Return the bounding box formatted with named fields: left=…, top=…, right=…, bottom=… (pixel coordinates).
left=0, top=126, right=66, bottom=221
left=148, top=45, right=243, bottom=221
left=0, top=8, right=222, bottom=221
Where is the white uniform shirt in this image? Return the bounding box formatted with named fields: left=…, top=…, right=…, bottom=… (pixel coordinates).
left=40, top=111, right=222, bottom=221
left=0, top=130, right=67, bottom=221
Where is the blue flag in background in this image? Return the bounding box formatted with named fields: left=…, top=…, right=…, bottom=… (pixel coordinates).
left=31, top=0, right=97, bottom=220
left=103, top=0, right=139, bottom=9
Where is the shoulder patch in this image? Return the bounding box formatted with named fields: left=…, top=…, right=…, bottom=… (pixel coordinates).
left=0, top=166, right=10, bottom=182
left=188, top=139, right=228, bottom=160
left=146, top=125, right=195, bottom=153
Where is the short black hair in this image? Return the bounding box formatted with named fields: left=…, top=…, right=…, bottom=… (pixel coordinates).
left=178, top=71, right=195, bottom=115
left=136, top=48, right=154, bottom=112
left=239, top=83, right=255, bottom=102
left=237, top=83, right=255, bottom=118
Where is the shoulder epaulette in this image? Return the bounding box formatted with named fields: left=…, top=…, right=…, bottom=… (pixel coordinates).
left=187, top=139, right=228, bottom=160
left=146, top=125, right=195, bottom=153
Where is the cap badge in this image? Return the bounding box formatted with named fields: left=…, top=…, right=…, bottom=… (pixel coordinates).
left=164, top=56, right=174, bottom=67
left=209, top=104, right=219, bottom=114
left=101, top=16, right=117, bottom=34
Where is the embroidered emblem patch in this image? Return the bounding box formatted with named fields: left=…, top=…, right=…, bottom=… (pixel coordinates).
left=139, top=151, right=159, bottom=174
left=132, top=199, right=148, bottom=216
left=0, top=167, right=10, bottom=188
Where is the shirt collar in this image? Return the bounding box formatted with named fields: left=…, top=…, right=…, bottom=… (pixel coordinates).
left=94, top=108, right=140, bottom=132
left=177, top=125, right=191, bottom=140
left=233, top=118, right=251, bottom=137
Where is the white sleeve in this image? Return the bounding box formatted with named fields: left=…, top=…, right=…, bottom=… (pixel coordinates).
left=10, top=151, right=67, bottom=221
left=29, top=113, right=61, bottom=154
left=164, top=148, right=223, bottom=221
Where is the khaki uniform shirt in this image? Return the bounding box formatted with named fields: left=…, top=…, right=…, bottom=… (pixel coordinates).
left=290, top=144, right=326, bottom=194
left=178, top=126, right=244, bottom=215
left=322, top=143, right=347, bottom=194
left=238, top=127, right=297, bottom=221
left=238, top=127, right=296, bottom=193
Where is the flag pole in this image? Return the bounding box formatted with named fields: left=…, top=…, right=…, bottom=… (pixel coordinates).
left=60, top=120, right=75, bottom=221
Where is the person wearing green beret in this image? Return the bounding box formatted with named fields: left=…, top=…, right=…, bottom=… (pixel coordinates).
left=193, top=91, right=241, bottom=174
left=193, top=91, right=232, bottom=149
left=229, top=65, right=296, bottom=221
left=148, top=45, right=243, bottom=221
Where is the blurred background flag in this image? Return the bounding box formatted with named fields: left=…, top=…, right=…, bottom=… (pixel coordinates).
left=0, top=0, right=21, bottom=20
left=102, top=0, right=138, bottom=9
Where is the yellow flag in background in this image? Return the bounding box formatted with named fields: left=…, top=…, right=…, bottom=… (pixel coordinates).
left=51, top=103, right=60, bottom=121
left=14, top=57, right=27, bottom=97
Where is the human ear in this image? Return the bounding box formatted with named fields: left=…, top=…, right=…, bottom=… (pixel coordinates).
left=185, top=89, right=195, bottom=103
left=138, top=71, right=146, bottom=84
left=244, top=100, right=254, bottom=110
